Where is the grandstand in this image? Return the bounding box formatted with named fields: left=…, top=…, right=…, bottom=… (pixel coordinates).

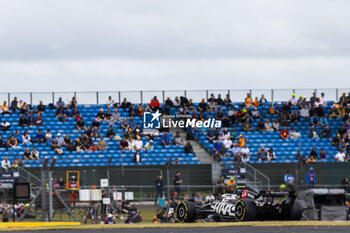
left=0, top=90, right=348, bottom=177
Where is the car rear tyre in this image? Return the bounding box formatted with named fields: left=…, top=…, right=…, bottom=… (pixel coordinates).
left=176, top=200, right=197, bottom=222
left=290, top=200, right=303, bottom=220
left=234, top=199, right=257, bottom=221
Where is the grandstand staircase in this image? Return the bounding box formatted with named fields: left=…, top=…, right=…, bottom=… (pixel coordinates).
left=169, top=129, right=223, bottom=183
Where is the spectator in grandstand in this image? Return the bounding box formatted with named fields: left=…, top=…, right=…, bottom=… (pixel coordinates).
left=212, top=139, right=221, bottom=159
left=205, top=192, right=215, bottom=203
left=300, top=105, right=310, bottom=118
left=194, top=192, right=203, bottom=204
left=0, top=120, right=10, bottom=131
left=242, top=117, right=253, bottom=132
left=238, top=134, right=247, bottom=147
left=120, top=117, right=129, bottom=131
left=35, top=129, right=45, bottom=143
left=6, top=135, right=18, bottom=148
left=173, top=171, right=182, bottom=194
left=296, top=150, right=307, bottom=163
left=206, top=128, right=217, bottom=143
left=91, top=118, right=101, bottom=129
left=107, top=96, right=115, bottom=109
left=267, top=148, right=276, bottom=162
left=173, top=131, right=184, bottom=146
left=272, top=119, right=280, bottom=131
left=253, top=97, right=260, bottom=107
left=19, top=114, right=29, bottom=127
left=319, top=115, right=328, bottom=127
left=69, top=97, right=78, bottom=109
left=66, top=139, right=75, bottom=152
left=216, top=176, right=225, bottom=196
left=257, top=119, right=265, bottom=133
left=309, top=147, right=318, bottom=159
left=17, top=99, right=24, bottom=110
left=184, top=141, right=194, bottom=154
left=280, top=127, right=290, bottom=140
left=263, top=119, right=273, bottom=132
left=150, top=96, right=161, bottom=111
left=244, top=93, right=253, bottom=106
left=97, top=108, right=106, bottom=121
left=290, top=93, right=298, bottom=106
left=120, top=138, right=129, bottom=152
left=1, top=157, right=11, bottom=173
left=310, top=114, right=319, bottom=127
left=321, top=125, right=332, bottom=138
left=259, top=94, right=267, bottom=106
left=23, top=147, right=31, bottom=160
left=306, top=167, right=316, bottom=185
left=224, top=94, right=232, bottom=106
left=320, top=93, right=327, bottom=105
left=231, top=143, right=242, bottom=161
left=106, top=125, right=116, bottom=140
left=13, top=130, right=21, bottom=144
left=133, top=150, right=142, bottom=164
left=55, top=133, right=65, bottom=146
left=219, top=128, right=230, bottom=140
left=223, top=136, right=232, bottom=149
left=269, top=104, right=275, bottom=115
left=230, top=127, right=238, bottom=140
left=257, top=146, right=268, bottom=161
left=22, top=130, right=32, bottom=145
left=21, top=102, right=30, bottom=115
left=216, top=109, right=224, bottom=120
left=284, top=170, right=295, bottom=190
left=108, top=109, right=121, bottom=125
left=241, top=145, right=250, bottom=159
left=120, top=98, right=130, bottom=109
left=74, top=139, right=83, bottom=152
left=91, top=126, right=101, bottom=139
left=34, top=113, right=44, bottom=126
left=306, top=154, right=317, bottom=163
left=290, top=127, right=301, bottom=140
left=309, top=127, right=319, bottom=140
left=1, top=101, right=12, bottom=115
left=319, top=149, right=327, bottom=160
left=10, top=97, right=18, bottom=112
left=291, top=110, right=300, bottom=123
left=144, top=140, right=154, bottom=151
left=56, top=106, right=68, bottom=122
left=44, top=129, right=53, bottom=143
left=52, top=138, right=64, bottom=155
left=172, top=96, right=180, bottom=107
left=31, top=147, right=40, bottom=160
left=335, top=149, right=346, bottom=162
left=37, top=100, right=46, bottom=113
left=161, top=133, right=172, bottom=147
left=97, top=137, right=107, bottom=151
left=226, top=177, right=236, bottom=194
left=55, top=97, right=65, bottom=108
left=0, top=134, right=7, bottom=150
left=227, top=106, right=237, bottom=124
left=75, top=118, right=85, bottom=131
left=339, top=139, right=347, bottom=151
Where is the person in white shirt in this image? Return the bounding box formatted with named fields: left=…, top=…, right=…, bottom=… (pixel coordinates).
left=335, top=150, right=346, bottom=162
left=290, top=127, right=301, bottom=140
left=205, top=192, right=215, bottom=203
left=264, top=119, right=274, bottom=132
left=223, top=138, right=232, bottom=149
left=0, top=120, right=11, bottom=131
left=320, top=93, right=326, bottom=106
left=107, top=96, right=115, bottom=108
left=290, top=94, right=298, bottom=106
left=241, top=145, right=250, bottom=158
left=300, top=106, right=310, bottom=118
left=134, top=136, right=143, bottom=151
left=1, top=157, right=11, bottom=173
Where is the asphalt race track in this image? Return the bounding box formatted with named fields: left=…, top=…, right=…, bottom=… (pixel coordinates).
left=11, top=226, right=350, bottom=233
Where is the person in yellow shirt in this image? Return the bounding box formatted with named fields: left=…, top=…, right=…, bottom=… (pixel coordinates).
left=269, top=104, right=275, bottom=115
left=238, top=134, right=247, bottom=147
left=226, top=177, right=236, bottom=193
left=245, top=93, right=253, bottom=106
left=253, top=97, right=260, bottom=107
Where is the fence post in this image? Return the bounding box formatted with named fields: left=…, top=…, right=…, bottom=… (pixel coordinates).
left=336, top=88, right=339, bottom=101
left=249, top=89, right=252, bottom=97
left=30, top=92, right=33, bottom=106
left=206, top=90, right=209, bottom=102
left=74, top=92, right=77, bottom=100
left=7, top=93, right=10, bottom=105
left=162, top=90, right=165, bottom=104
left=184, top=90, right=187, bottom=98
left=118, top=92, right=121, bottom=104
left=271, top=89, right=274, bottom=103
left=140, top=91, right=143, bottom=104
left=52, top=92, right=55, bottom=104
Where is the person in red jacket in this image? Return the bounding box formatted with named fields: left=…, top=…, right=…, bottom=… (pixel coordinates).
left=68, top=176, right=79, bottom=206
left=150, top=96, right=161, bottom=111
left=280, top=126, right=290, bottom=140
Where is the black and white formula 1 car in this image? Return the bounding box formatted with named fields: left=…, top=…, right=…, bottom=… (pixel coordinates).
left=176, top=189, right=303, bottom=222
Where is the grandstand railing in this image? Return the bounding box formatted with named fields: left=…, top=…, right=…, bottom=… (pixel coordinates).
left=1, top=88, right=348, bottom=106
